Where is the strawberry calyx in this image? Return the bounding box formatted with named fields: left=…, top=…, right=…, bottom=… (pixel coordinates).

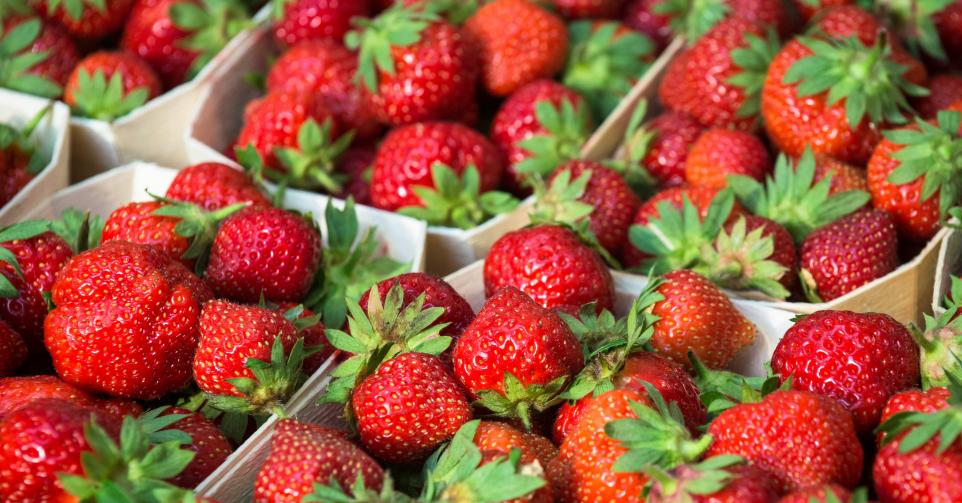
left=726, top=29, right=780, bottom=119
left=475, top=372, right=569, bottom=431
left=270, top=118, right=355, bottom=194
left=728, top=148, right=871, bottom=243
left=609, top=99, right=659, bottom=198
left=644, top=455, right=745, bottom=500
left=50, top=208, right=104, bottom=254
left=398, top=163, right=520, bottom=230
left=514, top=99, right=593, bottom=183
left=876, top=367, right=962, bottom=455
left=71, top=68, right=152, bottom=122
left=170, top=0, right=252, bottom=79
left=694, top=216, right=790, bottom=299
left=655, top=0, right=730, bottom=42
left=879, top=0, right=955, bottom=61
left=783, top=34, right=929, bottom=130
left=345, top=2, right=439, bottom=92
left=885, top=110, right=962, bottom=224
left=690, top=350, right=784, bottom=417
left=44, top=0, right=105, bottom=21
left=913, top=276, right=962, bottom=389
left=562, top=21, right=654, bottom=119
left=149, top=192, right=248, bottom=275
left=0, top=18, right=62, bottom=98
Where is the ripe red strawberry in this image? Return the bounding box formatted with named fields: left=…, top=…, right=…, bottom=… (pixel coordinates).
left=164, top=407, right=233, bottom=488
left=102, top=201, right=189, bottom=264
left=45, top=240, right=212, bottom=399
left=453, top=287, right=584, bottom=426
left=64, top=51, right=162, bottom=121
left=549, top=0, right=625, bottom=18
left=0, top=320, right=25, bottom=376
left=267, top=39, right=380, bottom=141
left=32, top=0, right=133, bottom=39
left=778, top=484, right=858, bottom=503
left=273, top=0, right=370, bottom=47
left=359, top=272, right=474, bottom=339
left=484, top=225, right=614, bottom=312
left=464, top=0, right=568, bottom=97
left=799, top=210, right=899, bottom=302
left=369, top=121, right=503, bottom=212
left=205, top=207, right=322, bottom=303
left=165, top=162, right=271, bottom=211
left=349, top=6, right=478, bottom=126
left=0, top=17, right=79, bottom=97
left=629, top=110, right=705, bottom=188
left=254, top=419, right=384, bottom=502
left=0, top=375, right=141, bottom=422
left=659, top=17, right=778, bottom=132
left=274, top=302, right=332, bottom=374
left=913, top=74, right=962, bottom=120
left=772, top=310, right=920, bottom=435
left=353, top=351, right=472, bottom=464
left=651, top=269, right=756, bottom=369
left=707, top=390, right=864, bottom=492
left=878, top=387, right=951, bottom=445
left=813, top=155, right=868, bottom=195
left=685, top=128, right=771, bottom=189
left=474, top=421, right=557, bottom=502
left=646, top=461, right=783, bottom=502
left=623, top=0, right=673, bottom=51
left=333, top=147, right=374, bottom=205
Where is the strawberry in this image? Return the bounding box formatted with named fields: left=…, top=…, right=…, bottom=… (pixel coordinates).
left=658, top=17, right=779, bottom=131
left=266, top=39, right=381, bottom=142
left=32, top=0, right=133, bottom=39
left=272, top=0, right=370, bottom=47
left=64, top=51, right=163, bottom=121
left=778, top=484, right=861, bottom=503
left=359, top=272, right=474, bottom=341
left=274, top=302, right=333, bottom=374
left=102, top=201, right=190, bottom=264
left=165, top=162, right=271, bottom=211
left=163, top=407, right=233, bottom=488
left=878, top=387, right=951, bottom=444
left=0, top=375, right=141, bottom=422
left=333, top=147, right=374, bottom=205
left=623, top=109, right=705, bottom=188
left=623, top=0, right=673, bottom=51
left=369, top=121, right=503, bottom=212
left=205, top=206, right=322, bottom=303
left=913, top=74, right=962, bottom=120
left=473, top=421, right=557, bottom=502
left=353, top=351, right=472, bottom=464
left=453, top=286, right=584, bottom=427
left=726, top=214, right=798, bottom=291
left=0, top=320, right=24, bottom=376
left=122, top=0, right=251, bottom=88
left=685, top=128, right=771, bottom=189
left=813, top=155, right=868, bottom=195
left=45, top=240, right=213, bottom=399
left=490, top=80, right=592, bottom=193
left=657, top=0, right=789, bottom=42
left=0, top=17, right=79, bottom=98
left=772, top=310, right=920, bottom=435
left=463, top=0, right=568, bottom=97
left=348, top=5, right=478, bottom=126
left=646, top=459, right=784, bottom=502
left=706, top=390, right=864, bottom=492
left=550, top=0, right=625, bottom=19
left=867, top=108, right=962, bottom=242
left=484, top=225, right=615, bottom=312
left=912, top=277, right=962, bottom=388
left=799, top=210, right=899, bottom=302
left=254, top=419, right=384, bottom=502
left=934, top=0, right=962, bottom=67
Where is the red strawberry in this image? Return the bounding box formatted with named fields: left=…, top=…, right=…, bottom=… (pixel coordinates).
left=685, top=128, right=771, bottom=189
left=485, top=225, right=614, bottom=312
left=333, top=147, right=374, bottom=205
left=254, top=419, right=384, bottom=502
left=813, top=155, right=868, bottom=195
left=353, top=351, right=472, bottom=464
left=274, top=302, right=333, bottom=374
left=102, top=201, right=190, bottom=265
left=369, top=121, right=503, bottom=212
left=0, top=375, right=141, bottom=422
left=474, top=421, right=557, bottom=502
left=0, top=320, right=25, bottom=376
left=205, top=207, right=322, bottom=303
left=464, top=0, right=569, bottom=96
left=32, top=0, right=133, bottom=39
left=165, top=162, right=271, bottom=211
left=630, top=110, right=705, bottom=188
left=359, top=272, right=474, bottom=340
left=772, top=310, right=920, bottom=435
left=45, top=240, right=212, bottom=399
left=799, top=210, right=899, bottom=302
left=273, top=0, right=370, bottom=47
left=267, top=40, right=380, bottom=142
left=878, top=387, right=951, bottom=445
left=623, top=0, right=673, bottom=51
left=164, top=407, right=233, bottom=488
left=778, top=484, right=858, bottom=503
left=0, top=17, right=79, bottom=97
left=934, top=1, right=962, bottom=67
left=658, top=0, right=789, bottom=41
left=65, top=51, right=162, bottom=121
left=913, top=74, right=962, bottom=120
left=453, top=287, right=584, bottom=426
left=646, top=461, right=784, bottom=502
left=706, top=390, right=864, bottom=492
left=550, top=0, right=625, bottom=18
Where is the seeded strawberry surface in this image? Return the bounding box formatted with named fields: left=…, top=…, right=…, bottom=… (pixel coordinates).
left=102, top=201, right=190, bottom=266
left=165, top=162, right=271, bottom=211
left=164, top=407, right=234, bottom=489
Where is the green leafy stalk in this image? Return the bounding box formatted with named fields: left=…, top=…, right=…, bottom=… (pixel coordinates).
left=345, top=3, right=438, bottom=91
left=514, top=99, right=593, bottom=183
left=69, top=69, right=151, bottom=122
left=171, top=0, right=253, bottom=79
left=399, top=163, right=519, bottom=229
left=0, top=18, right=63, bottom=98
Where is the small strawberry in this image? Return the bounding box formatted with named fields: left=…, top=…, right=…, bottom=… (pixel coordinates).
left=623, top=0, right=673, bottom=51
left=813, top=155, right=868, bottom=195
left=0, top=17, right=79, bottom=97
left=550, top=0, right=625, bottom=19
left=65, top=51, right=163, bottom=121
left=706, top=390, right=864, bottom=492
left=799, top=210, right=899, bottom=302
left=685, top=128, right=771, bottom=189
left=453, top=287, right=584, bottom=427
left=778, top=484, right=863, bottom=503
left=32, top=0, right=133, bottom=39
left=620, top=106, right=706, bottom=188
left=913, top=74, right=962, bottom=120
left=272, top=0, right=370, bottom=47
left=646, top=458, right=784, bottom=503
left=0, top=375, right=142, bottom=421
left=484, top=225, right=615, bottom=312
left=165, top=162, right=271, bottom=211
left=0, top=320, right=25, bottom=376
left=463, top=0, right=568, bottom=97
left=878, top=386, right=951, bottom=445
left=254, top=419, right=384, bottom=502
left=161, top=407, right=233, bottom=489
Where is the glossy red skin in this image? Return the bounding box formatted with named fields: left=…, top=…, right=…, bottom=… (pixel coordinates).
left=193, top=300, right=299, bottom=397
left=0, top=320, right=25, bottom=377
left=685, top=128, right=771, bottom=188
left=727, top=214, right=797, bottom=291
left=359, top=272, right=475, bottom=338
left=873, top=437, right=962, bottom=502
left=878, top=387, right=951, bottom=445
left=812, top=155, right=868, bottom=195
left=102, top=201, right=191, bottom=267
left=640, top=111, right=705, bottom=187
left=165, top=407, right=233, bottom=489
left=0, top=398, right=121, bottom=501
left=333, top=147, right=374, bottom=205
left=274, top=302, right=332, bottom=374
left=490, top=80, right=588, bottom=193
left=65, top=51, right=163, bottom=111
left=772, top=310, right=919, bottom=436
left=484, top=225, right=614, bottom=312
left=453, top=286, right=584, bottom=400
left=362, top=21, right=478, bottom=127
left=254, top=419, right=384, bottom=503
left=777, top=484, right=853, bottom=503
left=0, top=375, right=141, bottom=422
left=549, top=161, right=641, bottom=256
left=707, top=390, right=863, bottom=493
left=267, top=40, right=381, bottom=141
left=33, top=0, right=133, bottom=39
left=206, top=207, right=321, bottom=303
left=623, top=0, right=673, bottom=51
left=0, top=231, right=72, bottom=353
left=935, top=0, right=962, bottom=67
left=464, top=0, right=569, bottom=97
left=122, top=0, right=201, bottom=88
left=550, top=0, right=625, bottom=18
left=165, top=162, right=271, bottom=211
left=652, top=270, right=756, bottom=369
left=475, top=421, right=558, bottom=503
left=273, top=0, right=369, bottom=47
left=659, top=18, right=769, bottom=132
left=353, top=352, right=471, bottom=464
left=45, top=241, right=212, bottom=399
left=800, top=210, right=899, bottom=301
left=913, top=74, right=962, bottom=120
left=3, top=17, right=80, bottom=93
left=370, top=121, right=503, bottom=211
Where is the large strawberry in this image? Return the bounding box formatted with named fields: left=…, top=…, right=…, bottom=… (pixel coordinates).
left=165, top=162, right=271, bottom=211
left=0, top=375, right=141, bottom=421
left=0, top=17, right=79, bottom=97
left=685, top=128, right=771, bottom=189
left=272, top=0, right=370, bottom=47
left=453, top=287, right=584, bottom=427
left=32, top=0, right=133, bottom=39
left=64, top=51, right=162, bottom=121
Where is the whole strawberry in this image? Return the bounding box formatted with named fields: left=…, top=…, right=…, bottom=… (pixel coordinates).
left=205, top=207, right=322, bottom=303
left=799, top=210, right=898, bottom=302
left=550, top=0, right=625, bottom=18
left=165, top=162, right=271, bottom=211
left=32, top=0, right=133, bottom=39
left=164, top=407, right=233, bottom=488
left=629, top=110, right=705, bottom=188
left=102, top=201, right=190, bottom=265
left=65, top=51, right=162, bottom=121
left=685, top=128, right=771, bottom=189
left=359, top=272, right=474, bottom=339
left=45, top=240, right=212, bottom=399
left=623, top=0, right=673, bottom=51
left=0, top=375, right=140, bottom=422
left=273, top=0, right=370, bottom=47
left=878, top=387, right=951, bottom=444
left=0, top=17, right=79, bottom=97
left=913, top=74, right=962, bottom=120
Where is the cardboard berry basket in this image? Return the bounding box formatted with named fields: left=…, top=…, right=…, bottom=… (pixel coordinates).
left=0, top=88, right=71, bottom=225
